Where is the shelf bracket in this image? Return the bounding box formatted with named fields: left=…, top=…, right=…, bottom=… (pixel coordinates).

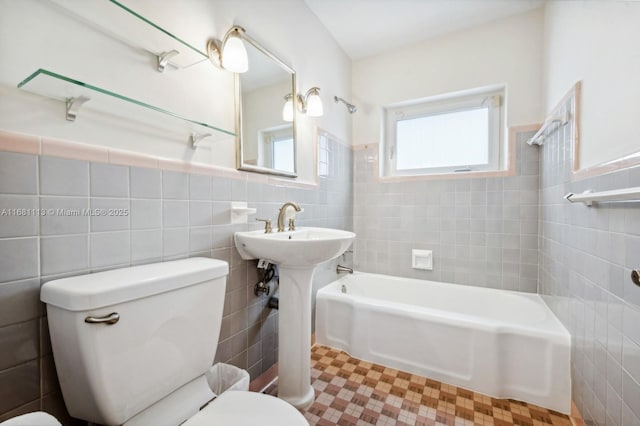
left=157, top=50, right=179, bottom=72
left=65, top=96, right=91, bottom=122
left=190, top=132, right=212, bottom=149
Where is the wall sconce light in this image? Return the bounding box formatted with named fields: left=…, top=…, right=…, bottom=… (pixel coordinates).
left=282, top=87, right=323, bottom=122
left=206, top=26, right=249, bottom=73
left=282, top=94, right=294, bottom=122
left=300, top=87, right=323, bottom=117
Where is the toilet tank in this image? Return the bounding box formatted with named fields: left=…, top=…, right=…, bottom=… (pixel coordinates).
left=41, top=258, right=228, bottom=426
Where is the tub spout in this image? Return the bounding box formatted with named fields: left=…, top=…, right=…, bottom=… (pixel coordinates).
left=336, top=264, right=353, bottom=274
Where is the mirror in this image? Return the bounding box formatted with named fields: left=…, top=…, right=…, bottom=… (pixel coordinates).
left=236, top=35, right=296, bottom=177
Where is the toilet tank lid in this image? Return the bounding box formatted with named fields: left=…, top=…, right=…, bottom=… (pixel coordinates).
left=41, top=258, right=228, bottom=311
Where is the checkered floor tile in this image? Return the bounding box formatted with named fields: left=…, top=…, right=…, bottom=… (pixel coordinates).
left=264, top=345, right=573, bottom=426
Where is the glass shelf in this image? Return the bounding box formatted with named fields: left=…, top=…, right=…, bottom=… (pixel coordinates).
left=48, top=0, right=209, bottom=70
left=18, top=69, right=235, bottom=143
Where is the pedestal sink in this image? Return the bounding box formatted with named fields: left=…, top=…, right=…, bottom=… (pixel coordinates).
left=234, top=227, right=355, bottom=408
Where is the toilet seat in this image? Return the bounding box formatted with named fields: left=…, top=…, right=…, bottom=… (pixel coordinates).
left=183, top=391, right=308, bottom=426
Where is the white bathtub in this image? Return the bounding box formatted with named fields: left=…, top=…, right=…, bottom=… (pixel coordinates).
left=315, top=272, right=571, bottom=413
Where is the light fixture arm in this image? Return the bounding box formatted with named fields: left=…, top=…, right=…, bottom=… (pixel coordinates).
left=206, top=25, right=247, bottom=71
left=297, top=87, right=321, bottom=113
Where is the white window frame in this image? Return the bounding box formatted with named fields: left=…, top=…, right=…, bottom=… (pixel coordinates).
left=382, top=86, right=505, bottom=177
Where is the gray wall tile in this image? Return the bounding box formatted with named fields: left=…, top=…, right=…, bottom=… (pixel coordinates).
left=163, top=227, right=189, bottom=258
left=40, top=157, right=88, bottom=196
left=190, top=227, right=212, bottom=253
left=0, top=196, right=38, bottom=238
left=163, top=200, right=189, bottom=228
left=0, top=279, right=41, bottom=327
left=211, top=178, right=231, bottom=201
left=0, top=153, right=37, bottom=195
left=130, top=199, right=161, bottom=230
left=0, top=238, right=38, bottom=283
left=90, top=163, right=129, bottom=197
left=90, top=231, right=130, bottom=269
left=354, top=131, right=538, bottom=292
left=538, top=98, right=640, bottom=424
left=0, top=360, right=39, bottom=414
left=162, top=171, right=189, bottom=199
left=190, top=174, right=212, bottom=200
left=39, top=197, right=88, bottom=235
left=131, top=229, right=162, bottom=263
left=190, top=201, right=212, bottom=227
left=40, top=235, right=88, bottom=276
left=0, top=320, right=39, bottom=371
left=90, top=198, right=130, bottom=231
left=130, top=168, right=161, bottom=198
left=0, top=136, right=353, bottom=417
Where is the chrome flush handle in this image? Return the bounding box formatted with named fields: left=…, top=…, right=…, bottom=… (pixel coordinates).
left=85, top=312, right=120, bottom=325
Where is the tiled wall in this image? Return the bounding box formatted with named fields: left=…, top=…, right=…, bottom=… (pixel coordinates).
left=538, top=101, right=640, bottom=425
left=0, top=134, right=353, bottom=423
left=353, top=130, right=540, bottom=292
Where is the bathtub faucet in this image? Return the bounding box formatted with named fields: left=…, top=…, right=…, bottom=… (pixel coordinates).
left=277, top=201, right=302, bottom=232
left=336, top=264, right=353, bottom=274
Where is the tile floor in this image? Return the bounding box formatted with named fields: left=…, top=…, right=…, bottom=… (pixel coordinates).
left=264, top=345, right=574, bottom=426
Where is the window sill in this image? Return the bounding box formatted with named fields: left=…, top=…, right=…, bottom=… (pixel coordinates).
left=379, top=168, right=513, bottom=182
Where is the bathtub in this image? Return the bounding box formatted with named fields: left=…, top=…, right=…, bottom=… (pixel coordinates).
left=315, top=272, right=571, bottom=414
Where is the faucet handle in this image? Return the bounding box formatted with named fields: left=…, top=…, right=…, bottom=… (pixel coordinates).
left=288, top=217, right=296, bottom=231
left=255, top=218, right=272, bottom=233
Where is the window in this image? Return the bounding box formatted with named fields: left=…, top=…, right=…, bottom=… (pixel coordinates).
left=383, top=86, right=504, bottom=176
left=259, top=125, right=295, bottom=173
left=272, top=136, right=294, bottom=173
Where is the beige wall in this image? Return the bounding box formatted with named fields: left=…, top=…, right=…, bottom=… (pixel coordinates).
left=351, top=9, right=544, bottom=146
left=0, top=0, right=351, bottom=182
left=543, top=1, right=640, bottom=170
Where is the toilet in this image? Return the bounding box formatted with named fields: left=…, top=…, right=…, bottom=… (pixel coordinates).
left=40, top=258, right=307, bottom=426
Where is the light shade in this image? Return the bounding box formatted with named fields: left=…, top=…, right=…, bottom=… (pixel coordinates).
left=282, top=96, right=294, bottom=122
left=221, top=34, right=248, bottom=73
left=305, top=92, right=323, bottom=117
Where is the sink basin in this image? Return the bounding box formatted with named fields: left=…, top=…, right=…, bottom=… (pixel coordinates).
left=234, top=227, right=355, bottom=267
left=233, top=226, right=355, bottom=409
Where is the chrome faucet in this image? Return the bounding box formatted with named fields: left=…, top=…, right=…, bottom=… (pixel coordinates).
left=277, top=201, right=301, bottom=232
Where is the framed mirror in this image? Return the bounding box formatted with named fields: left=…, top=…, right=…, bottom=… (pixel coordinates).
left=236, top=34, right=296, bottom=177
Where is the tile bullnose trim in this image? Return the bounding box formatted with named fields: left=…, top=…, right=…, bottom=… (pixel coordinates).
left=0, top=130, right=41, bottom=155
left=41, top=136, right=109, bottom=163
left=0, top=128, right=319, bottom=187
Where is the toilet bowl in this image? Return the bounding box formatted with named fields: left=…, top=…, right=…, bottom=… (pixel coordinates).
left=183, top=391, right=308, bottom=426
left=40, top=258, right=308, bottom=425
left=0, top=412, right=61, bottom=426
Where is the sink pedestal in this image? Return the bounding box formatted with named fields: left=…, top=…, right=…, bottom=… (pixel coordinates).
left=276, top=266, right=316, bottom=409
left=233, top=226, right=356, bottom=409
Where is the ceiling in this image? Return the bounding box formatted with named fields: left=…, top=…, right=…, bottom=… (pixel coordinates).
left=303, top=0, right=544, bottom=60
